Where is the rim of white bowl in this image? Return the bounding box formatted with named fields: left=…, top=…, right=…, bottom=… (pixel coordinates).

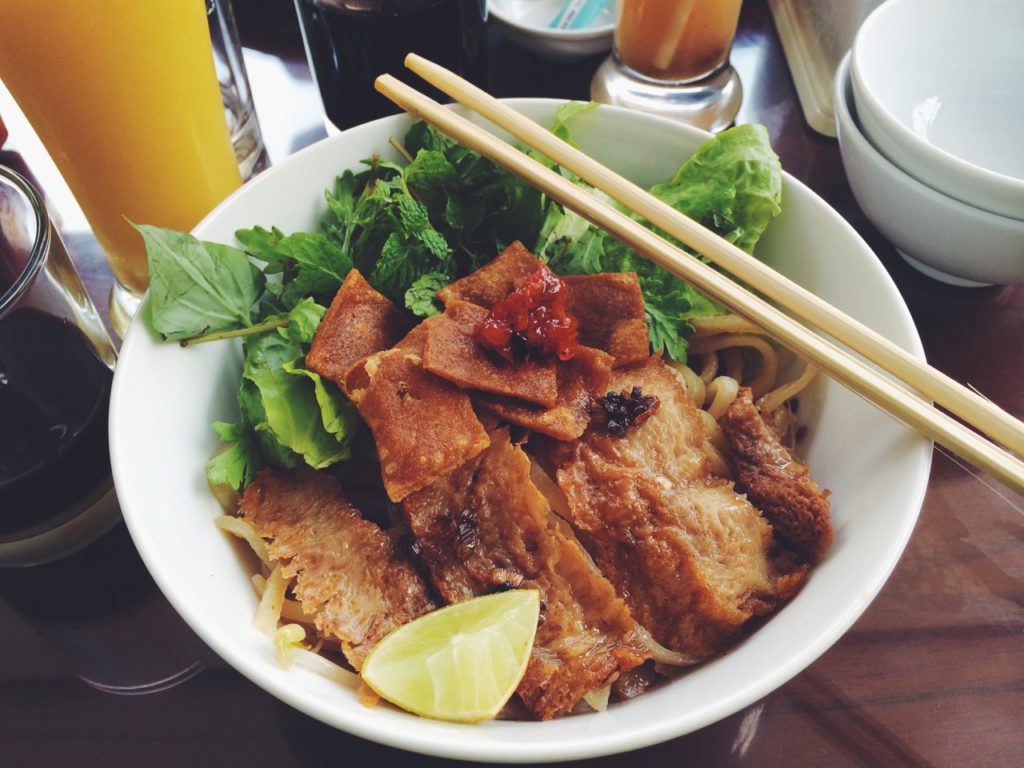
left=850, top=0, right=1024, bottom=214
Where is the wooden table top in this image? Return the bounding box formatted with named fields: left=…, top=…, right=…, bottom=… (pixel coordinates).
left=1, top=2, right=1021, bottom=766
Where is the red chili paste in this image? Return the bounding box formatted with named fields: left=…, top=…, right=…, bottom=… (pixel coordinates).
left=474, top=262, right=580, bottom=363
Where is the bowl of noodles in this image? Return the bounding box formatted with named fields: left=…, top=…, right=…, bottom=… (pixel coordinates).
left=109, top=99, right=931, bottom=761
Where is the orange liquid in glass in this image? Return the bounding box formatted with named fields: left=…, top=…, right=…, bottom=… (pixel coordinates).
left=616, top=0, right=743, bottom=83
left=0, top=0, right=242, bottom=295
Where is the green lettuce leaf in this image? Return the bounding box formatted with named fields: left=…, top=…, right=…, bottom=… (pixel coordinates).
left=648, top=123, right=783, bottom=254
left=536, top=123, right=782, bottom=360
left=241, top=331, right=354, bottom=469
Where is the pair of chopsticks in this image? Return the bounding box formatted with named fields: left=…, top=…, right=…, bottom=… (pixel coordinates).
left=374, top=55, right=1024, bottom=495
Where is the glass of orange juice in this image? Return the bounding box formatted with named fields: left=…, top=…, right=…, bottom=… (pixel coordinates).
left=0, top=0, right=256, bottom=337
left=591, top=0, right=744, bottom=132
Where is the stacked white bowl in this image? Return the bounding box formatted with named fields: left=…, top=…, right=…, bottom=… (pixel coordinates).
left=835, top=0, right=1024, bottom=286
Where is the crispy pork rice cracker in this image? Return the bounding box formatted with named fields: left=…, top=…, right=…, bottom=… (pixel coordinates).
left=402, top=427, right=649, bottom=720
left=562, top=272, right=649, bottom=368
left=306, top=269, right=412, bottom=385
left=437, top=243, right=650, bottom=369
left=436, top=240, right=539, bottom=309
left=474, top=345, right=614, bottom=441
left=423, top=299, right=559, bottom=407
left=549, top=358, right=809, bottom=659
left=239, top=468, right=438, bottom=670
left=349, top=348, right=490, bottom=502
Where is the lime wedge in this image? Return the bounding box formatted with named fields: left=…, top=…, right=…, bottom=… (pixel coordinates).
left=360, top=589, right=540, bottom=723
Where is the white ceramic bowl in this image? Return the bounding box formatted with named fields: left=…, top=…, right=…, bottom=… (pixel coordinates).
left=836, top=54, right=1024, bottom=287
left=851, top=0, right=1024, bottom=219
left=490, top=0, right=614, bottom=62
left=109, top=100, right=931, bottom=762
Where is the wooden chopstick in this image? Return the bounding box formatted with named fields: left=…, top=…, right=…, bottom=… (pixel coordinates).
left=403, top=53, right=1024, bottom=459
left=372, top=73, right=1024, bottom=495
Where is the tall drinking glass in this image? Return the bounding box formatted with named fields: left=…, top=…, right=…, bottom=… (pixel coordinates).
left=0, top=1, right=248, bottom=337
left=591, top=0, right=744, bottom=132
left=1, top=165, right=119, bottom=567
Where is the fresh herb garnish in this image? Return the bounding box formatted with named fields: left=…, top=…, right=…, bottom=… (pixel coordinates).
left=538, top=123, right=783, bottom=360
left=141, top=109, right=782, bottom=491
left=136, top=224, right=264, bottom=341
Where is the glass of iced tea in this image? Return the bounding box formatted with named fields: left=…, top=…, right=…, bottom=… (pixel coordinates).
left=591, top=0, right=744, bottom=132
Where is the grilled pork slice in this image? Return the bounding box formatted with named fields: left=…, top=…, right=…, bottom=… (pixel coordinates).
left=549, top=358, right=808, bottom=659
left=239, top=468, right=438, bottom=670
left=719, top=387, right=833, bottom=557
left=402, top=427, right=649, bottom=720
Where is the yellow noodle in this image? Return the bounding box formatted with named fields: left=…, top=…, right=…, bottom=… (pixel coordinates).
left=583, top=686, right=610, bottom=712
left=272, top=623, right=307, bottom=669
left=706, top=376, right=740, bottom=420
left=251, top=573, right=315, bottom=625
left=697, top=353, right=719, bottom=385
left=688, top=333, right=778, bottom=398
left=214, top=515, right=269, bottom=564
left=668, top=360, right=705, bottom=407
left=254, top=564, right=287, bottom=636
left=291, top=646, right=361, bottom=688
left=760, top=360, right=818, bottom=413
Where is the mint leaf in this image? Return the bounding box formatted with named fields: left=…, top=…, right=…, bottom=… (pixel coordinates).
left=405, top=149, right=457, bottom=209
left=138, top=224, right=264, bottom=341
left=404, top=271, right=450, bottom=318
left=235, top=226, right=352, bottom=308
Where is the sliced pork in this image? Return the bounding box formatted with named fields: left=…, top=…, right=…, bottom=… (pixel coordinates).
left=548, top=358, right=809, bottom=659
left=402, top=427, right=648, bottom=720
left=239, top=468, right=438, bottom=670
left=719, top=387, right=833, bottom=557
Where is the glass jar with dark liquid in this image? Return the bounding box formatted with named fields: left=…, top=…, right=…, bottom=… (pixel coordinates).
left=295, top=0, right=488, bottom=130
left=0, top=165, right=119, bottom=566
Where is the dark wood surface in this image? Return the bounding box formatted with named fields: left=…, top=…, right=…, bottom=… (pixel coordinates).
left=1, top=2, right=1022, bottom=765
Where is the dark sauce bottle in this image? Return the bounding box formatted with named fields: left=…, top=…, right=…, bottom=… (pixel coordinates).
left=296, top=0, right=488, bottom=130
